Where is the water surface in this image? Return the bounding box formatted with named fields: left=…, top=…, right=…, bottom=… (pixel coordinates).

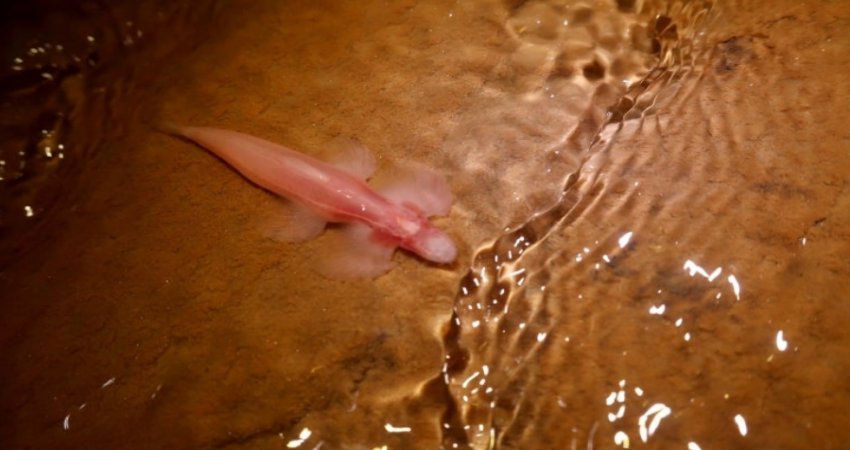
left=1, top=0, right=849, bottom=449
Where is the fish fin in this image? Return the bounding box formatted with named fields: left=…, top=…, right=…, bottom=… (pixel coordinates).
left=373, top=163, right=452, bottom=217
left=318, top=224, right=397, bottom=279
left=326, top=138, right=376, bottom=180
left=263, top=200, right=328, bottom=243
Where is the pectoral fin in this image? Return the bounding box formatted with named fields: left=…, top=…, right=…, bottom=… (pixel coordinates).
left=318, top=223, right=397, bottom=279
left=373, top=163, right=452, bottom=217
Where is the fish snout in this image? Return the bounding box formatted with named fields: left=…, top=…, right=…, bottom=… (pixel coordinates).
left=411, top=228, right=456, bottom=264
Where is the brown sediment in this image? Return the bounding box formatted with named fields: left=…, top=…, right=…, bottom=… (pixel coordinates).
left=1, top=0, right=850, bottom=449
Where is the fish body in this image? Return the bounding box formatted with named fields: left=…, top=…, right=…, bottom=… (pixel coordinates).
left=170, top=126, right=456, bottom=276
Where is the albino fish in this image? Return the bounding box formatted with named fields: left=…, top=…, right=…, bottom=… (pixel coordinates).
left=167, top=125, right=456, bottom=278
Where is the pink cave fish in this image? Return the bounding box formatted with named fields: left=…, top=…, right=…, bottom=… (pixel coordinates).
left=167, top=125, right=456, bottom=278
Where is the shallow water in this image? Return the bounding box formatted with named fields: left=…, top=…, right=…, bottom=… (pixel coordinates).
left=2, top=0, right=849, bottom=449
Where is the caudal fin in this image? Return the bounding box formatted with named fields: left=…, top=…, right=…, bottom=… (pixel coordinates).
left=152, top=121, right=187, bottom=137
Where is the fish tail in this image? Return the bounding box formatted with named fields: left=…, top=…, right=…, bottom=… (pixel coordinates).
left=153, top=121, right=185, bottom=137
left=152, top=121, right=203, bottom=147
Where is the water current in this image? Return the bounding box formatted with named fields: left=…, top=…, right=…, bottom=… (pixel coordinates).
left=1, top=0, right=849, bottom=449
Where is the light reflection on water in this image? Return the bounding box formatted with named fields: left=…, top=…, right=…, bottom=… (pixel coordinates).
left=0, top=0, right=217, bottom=264
left=2, top=0, right=849, bottom=449
left=432, top=0, right=830, bottom=447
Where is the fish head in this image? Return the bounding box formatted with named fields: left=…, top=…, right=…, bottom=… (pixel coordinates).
left=407, top=226, right=457, bottom=264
